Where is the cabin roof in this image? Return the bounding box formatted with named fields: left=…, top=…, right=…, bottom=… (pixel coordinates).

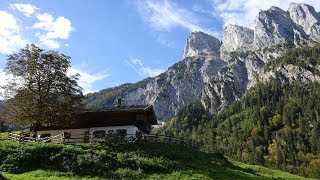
left=34, top=105, right=158, bottom=132
left=83, top=105, right=154, bottom=113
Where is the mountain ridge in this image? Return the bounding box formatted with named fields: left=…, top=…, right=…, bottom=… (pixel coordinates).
left=84, top=2, right=320, bottom=122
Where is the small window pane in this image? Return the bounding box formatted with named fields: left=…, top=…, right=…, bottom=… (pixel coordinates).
left=93, top=130, right=105, bottom=138
left=116, top=129, right=127, bottom=136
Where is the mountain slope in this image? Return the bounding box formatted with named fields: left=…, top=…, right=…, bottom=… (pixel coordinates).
left=157, top=44, right=320, bottom=178
left=84, top=2, right=320, bottom=122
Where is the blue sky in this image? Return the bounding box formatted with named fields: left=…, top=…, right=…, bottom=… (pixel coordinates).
left=0, top=0, right=319, bottom=95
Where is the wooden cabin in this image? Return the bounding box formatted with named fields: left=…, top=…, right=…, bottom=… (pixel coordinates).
left=33, top=105, right=158, bottom=143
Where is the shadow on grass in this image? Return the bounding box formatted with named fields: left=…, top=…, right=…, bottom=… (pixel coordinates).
left=1, top=172, right=8, bottom=180
left=111, top=142, right=264, bottom=179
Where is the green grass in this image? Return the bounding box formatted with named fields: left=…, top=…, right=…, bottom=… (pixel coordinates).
left=230, top=160, right=309, bottom=179
left=0, top=140, right=308, bottom=180
left=0, top=132, right=8, bottom=140
left=3, top=170, right=100, bottom=180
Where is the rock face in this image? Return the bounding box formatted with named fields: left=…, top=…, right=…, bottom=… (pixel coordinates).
left=288, top=2, right=320, bottom=35
left=288, top=2, right=320, bottom=42
left=84, top=2, right=320, bottom=122
left=123, top=56, right=226, bottom=121
left=183, top=31, right=221, bottom=58
left=254, top=3, right=320, bottom=49
left=254, top=7, right=297, bottom=48
left=221, top=24, right=254, bottom=52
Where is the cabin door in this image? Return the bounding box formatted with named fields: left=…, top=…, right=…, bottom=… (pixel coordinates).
left=84, top=131, right=89, bottom=143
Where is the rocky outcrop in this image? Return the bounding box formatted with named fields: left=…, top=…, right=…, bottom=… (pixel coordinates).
left=221, top=24, right=254, bottom=52
left=288, top=2, right=320, bottom=42
left=254, top=7, right=297, bottom=48
left=123, top=55, right=226, bottom=121
left=183, top=31, right=221, bottom=59
left=254, top=3, right=320, bottom=49
left=258, top=64, right=320, bottom=86
left=310, top=24, right=320, bottom=41
left=288, top=3, right=320, bottom=35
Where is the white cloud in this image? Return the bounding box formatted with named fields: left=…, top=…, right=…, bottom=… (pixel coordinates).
left=136, top=0, right=217, bottom=36
left=10, top=3, right=39, bottom=17
left=0, top=3, right=73, bottom=55
left=67, top=67, right=110, bottom=94
left=0, top=69, right=24, bottom=99
left=0, top=11, right=26, bottom=54
left=32, top=13, right=74, bottom=49
left=126, top=58, right=165, bottom=78
left=213, top=0, right=320, bottom=28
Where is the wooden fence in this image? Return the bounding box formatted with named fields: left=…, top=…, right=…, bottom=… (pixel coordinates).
left=8, top=132, right=64, bottom=144
left=7, top=132, right=201, bottom=149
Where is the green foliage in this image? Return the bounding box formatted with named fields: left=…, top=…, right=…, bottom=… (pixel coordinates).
left=265, top=44, right=320, bottom=75
left=160, top=79, right=320, bottom=178
left=229, top=51, right=250, bottom=62
left=214, top=78, right=320, bottom=178
left=83, top=77, right=152, bottom=109
left=154, top=100, right=215, bottom=151
left=262, top=43, right=295, bottom=54
left=156, top=44, right=320, bottom=178
left=0, top=141, right=180, bottom=178
left=3, top=170, right=100, bottom=180
left=0, top=141, right=306, bottom=179
left=0, top=133, right=8, bottom=140
left=2, top=44, right=83, bottom=128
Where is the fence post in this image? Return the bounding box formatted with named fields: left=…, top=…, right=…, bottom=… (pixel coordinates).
left=19, top=133, right=22, bottom=143
left=61, top=132, right=65, bottom=144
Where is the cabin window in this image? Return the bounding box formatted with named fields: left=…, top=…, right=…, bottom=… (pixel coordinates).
left=38, top=133, right=50, bottom=138
left=116, top=129, right=127, bottom=136
left=93, top=130, right=105, bottom=138
left=108, top=130, right=114, bottom=134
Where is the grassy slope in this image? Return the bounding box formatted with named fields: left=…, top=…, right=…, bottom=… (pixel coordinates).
left=0, top=136, right=307, bottom=180
left=3, top=170, right=99, bottom=180
left=3, top=159, right=307, bottom=180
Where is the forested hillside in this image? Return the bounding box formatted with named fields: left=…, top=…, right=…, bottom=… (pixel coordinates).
left=156, top=45, right=320, bottom=178
left=84, top=78, right=152, bottom=109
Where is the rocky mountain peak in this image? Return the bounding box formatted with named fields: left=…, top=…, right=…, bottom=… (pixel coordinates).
left=253, top=3, right=320, bottom=49
left=183, top=31, right=221, bottom=59
left=221, top=24, right=254, bottom=52
left=254, top=6, right=297, bottom=49
left=288, top=2, right=320, bottom=35
left=288, top=2, right=320, bottom=42
left=84, top=2, right=320, bottom=123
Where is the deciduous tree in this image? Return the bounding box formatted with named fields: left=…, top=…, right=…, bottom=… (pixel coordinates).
left=2, top=44, right=83, bottom=129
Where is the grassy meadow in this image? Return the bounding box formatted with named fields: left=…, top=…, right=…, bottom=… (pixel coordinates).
left=0, top=135, right=308, bottom=180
